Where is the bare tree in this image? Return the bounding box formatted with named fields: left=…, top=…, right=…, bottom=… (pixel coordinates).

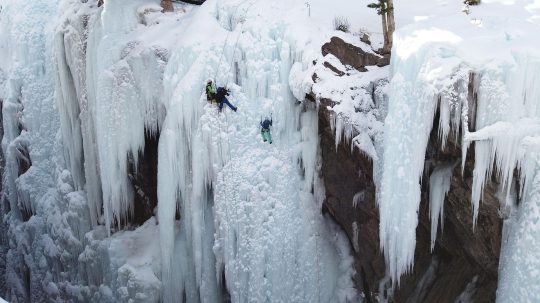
left=161, top=0, right=173, bottom=12
left=463, top=0, right=480, bottom=14
left=368, top=0, right=395, bottom=55
left=385, top=0, right=395, bottom=54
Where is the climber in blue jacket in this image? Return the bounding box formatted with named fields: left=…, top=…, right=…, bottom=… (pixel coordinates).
left=215, top=86, right=237, bottom=112
left=260, top=116, right=272, bottom=144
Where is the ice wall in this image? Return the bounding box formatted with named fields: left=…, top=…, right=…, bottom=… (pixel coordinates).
left=379, top=5, right=540, bottom=294
left=157, top=2, right=357, bottom=301
left=0, top=0, right=372, bottom=299
left=465, top=54, right=540, bottom=300
left=0, top=0, right=168, bottom=301
left=86, top=0, right=168, bottom=231
left=379, top=27, right=466, bottom=283
left=497, top=148, right=540, bottom=302
left=54, top=0, right=103, bottom=227
left=0, top=0, right=359, bottom=301
left=0, top=0, right=95, bottom=301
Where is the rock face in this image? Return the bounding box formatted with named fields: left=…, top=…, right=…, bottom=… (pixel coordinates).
left=319, top=103, right=385, bottom=302
left=127, top=131, right=159, bottom=226
left=321, top=36, right=388, bottom=71
left=160, top=0, right=174, bottom=12
left=317, top=37, right=502, bottom=302
left=320, top=108, right=501, bottom=302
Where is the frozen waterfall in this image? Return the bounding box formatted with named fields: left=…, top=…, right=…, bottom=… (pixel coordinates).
left=0, top=0, right=357, bottom=301
left=4, top=0, right=540, bottom=300
left=157, top=1, right=356, bottom=301
left=378, top=3, right=540, bottom=299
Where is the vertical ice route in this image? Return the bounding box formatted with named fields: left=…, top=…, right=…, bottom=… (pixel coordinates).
left=211, top=92, right=345, bottom=302
left=157, top=2, right=357, bottom=300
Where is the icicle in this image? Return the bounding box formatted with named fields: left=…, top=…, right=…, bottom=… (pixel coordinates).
left=378, top=68, right=440, bottom=285
left=428, top=162, right=455, bottom=251
left=379, top=28, right=467, bottom=285
left=81, top=0, right=169, bottom=230
left=352, top=191, right=365, bottom=208
left=438, top=96, right=451, bottom=150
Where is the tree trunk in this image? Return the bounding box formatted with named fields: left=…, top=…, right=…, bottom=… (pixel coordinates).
left=161, top=0, right=174, bottom=12
left=383, top=0, right=395, bottom=55
left=381, top=6, right=388, bottom=54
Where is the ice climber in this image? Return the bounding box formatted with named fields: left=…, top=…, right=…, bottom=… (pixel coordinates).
left=206, top=79, right=216, bottom=103
left=260, top=116, right=272, bottom=144
left=215, top=86, right=238, bottom=112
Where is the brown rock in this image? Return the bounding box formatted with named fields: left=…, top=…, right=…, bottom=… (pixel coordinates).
left=127, top=131, right=159, bottom=226
left=319, top=101, right=384, bottom=302
left=160, top=0, right=174, bottom=12
left=321, top=37, right=387, bottom=72
left=360, top=33, right=372, bottom=46
left=318, top=86, right=501, bottom=302
left=323, top=61, right=346, bottom=76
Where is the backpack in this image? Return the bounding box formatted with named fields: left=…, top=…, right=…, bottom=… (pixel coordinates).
left=206, top=85, right=216, bottom=102
left=217, top=87, right=229, bottom=98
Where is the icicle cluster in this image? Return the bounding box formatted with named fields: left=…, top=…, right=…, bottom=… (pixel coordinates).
left=380, top=14, right=540, bottom=294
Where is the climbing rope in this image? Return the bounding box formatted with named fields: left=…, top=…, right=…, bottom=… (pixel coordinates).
left=316, top=231, right=321, bottom=303
left=209, top=3, right=259, bottom=300
left=213, top=0, right=258, bottom=178
left=217, top=4, right=254, bottom=299
left=224, top=110, right=241, bottom=262
left=220, top=4, right=265, bottom=289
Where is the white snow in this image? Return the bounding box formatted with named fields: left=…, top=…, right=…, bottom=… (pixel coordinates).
left=289, top=32, right=388, bottom=164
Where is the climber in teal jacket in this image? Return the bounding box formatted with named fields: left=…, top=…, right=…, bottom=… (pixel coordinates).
left=260, top=116, right=272, bottom=144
